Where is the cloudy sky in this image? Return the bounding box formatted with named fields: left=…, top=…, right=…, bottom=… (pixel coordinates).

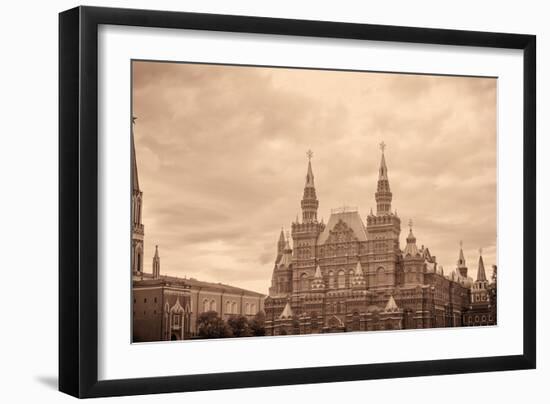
left=132, top=61, right=497, bottom=294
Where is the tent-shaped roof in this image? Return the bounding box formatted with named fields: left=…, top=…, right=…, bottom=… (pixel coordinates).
left=317, top=210, right=367, bottom=245
left=279, top=302, right=293, bottom=319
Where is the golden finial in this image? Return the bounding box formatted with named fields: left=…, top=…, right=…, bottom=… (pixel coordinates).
left=379, top=141, right=386, bottom=153
left=306, top=149, right=313, bottom=161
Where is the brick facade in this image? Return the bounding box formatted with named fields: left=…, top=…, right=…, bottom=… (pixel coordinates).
left=265, top=148, right=496, bottom=335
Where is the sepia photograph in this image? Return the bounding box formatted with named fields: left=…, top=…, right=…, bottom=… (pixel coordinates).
left=131, top=60, right=497, bottom=343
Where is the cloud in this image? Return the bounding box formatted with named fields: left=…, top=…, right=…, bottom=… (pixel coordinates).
left=133, top=61, right=497, bottom=294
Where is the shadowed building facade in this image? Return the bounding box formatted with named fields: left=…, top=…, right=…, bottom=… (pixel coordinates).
left=265, top=146, right=496, bottom=336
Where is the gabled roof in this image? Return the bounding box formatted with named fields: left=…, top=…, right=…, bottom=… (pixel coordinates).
left=317, top=210, right=367, bottom=245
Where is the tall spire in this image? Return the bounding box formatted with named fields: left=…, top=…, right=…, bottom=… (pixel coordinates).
left=457, top=240, right=468, bottom=278
left=301, top=150, right=319, bottom=223
left=375, top=141, right=392, bottom=215
left=152, top=245, right=160, bottom=279
left=132, top=116, right=140, bottom=192
left=131, top=117, right=144, bottom=274
left=277, top=227, right=286, bottom=254
left=275, top=228, right=286, bottom=265
left=284, top=231, right=292, bottom=251
left=476, top=248, right=487, bottom=282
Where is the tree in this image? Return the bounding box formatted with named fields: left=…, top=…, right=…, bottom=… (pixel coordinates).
left=227, top=315, right=252, bottom=337
left=197, top=311, right=232, bottom=339
left=250, top=311, right=266, bottom=336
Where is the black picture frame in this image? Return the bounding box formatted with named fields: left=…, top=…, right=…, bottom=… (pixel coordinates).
left=59, top=5, right=536, bottom=398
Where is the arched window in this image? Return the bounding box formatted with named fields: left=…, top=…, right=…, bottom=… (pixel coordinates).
left=226, top=301, right=231, bottom=313
left=232, top=302, right=237, bottom=314
left=210, top=300, right=216, bottom=312
left=137, top=252, right=141, bottom=272
left=245, top=303, right=250, bottom=315
left=328, top=271, right=335, bottom=289
left=376, top=267, right=385, bottom=285
left=337, top=270, right=346, bottom=289
left=251, top=304, right=256, bottom=313
left=203, top=299, right=209, bottom=313
left=300, top=273, right=309, bottom=290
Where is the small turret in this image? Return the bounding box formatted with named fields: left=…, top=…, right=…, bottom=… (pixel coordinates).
left=279, top=302, right=293, bottom=319
left=152, top=245, right=160, bottom=279
left=375, top=142, right=392, bottom=215
left=301, top=150, right=319, bottom=223
left=403, top=220, right=420, bottom=257
left=457, top=240, right=468, bottom=278
left=384, top=295, right=399, bottom=312
left=351, top=261, right=366, bottom=288
left=275, top=228, right=286, bottom=264
left=311, top=265, right=326, bottom=290
left=476, top=249, right=488, bottom=283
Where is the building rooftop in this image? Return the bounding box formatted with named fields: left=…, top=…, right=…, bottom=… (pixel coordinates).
left=134, top=272, right=265, bottom=297
left=317, top=210, right=368, bottom=245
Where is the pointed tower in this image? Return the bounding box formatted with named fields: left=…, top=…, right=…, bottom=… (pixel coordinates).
left=471, top=248, right=490, bottom=308
left=351, top=261, right=366, bottom=289
left=291, top=150, right=325, bottom=296
left=403, top=221, right=420, bottom=257
left=152, top=245, right=160, bottom=279
left=311, top=265, right=326, bottom=290
left=375, top=141, right=392, bottom=215
left=275, top=228, right=286, bottom=264
left=384, top=295, right=399, bottom=312
left=402, top=220, right=424, bottom=285
left=269, top=230, right=293, bottom=297
left=279, top=301, right=294, bottom=319
left=131, top=118, right=144, bottom=275
left=476, top=250, right=488, bottom=283
left=301, top=150, right=319, bottom=223
left=366, top=142, right=402, bottom=289
left=457, top=240, right=468, bottom=278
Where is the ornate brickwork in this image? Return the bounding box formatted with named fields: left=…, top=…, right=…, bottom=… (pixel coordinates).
left=265, top=147, right=496, bottom=335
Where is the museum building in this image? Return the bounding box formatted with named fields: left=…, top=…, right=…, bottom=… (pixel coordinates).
left=265, top=145, right=497, bottom=336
